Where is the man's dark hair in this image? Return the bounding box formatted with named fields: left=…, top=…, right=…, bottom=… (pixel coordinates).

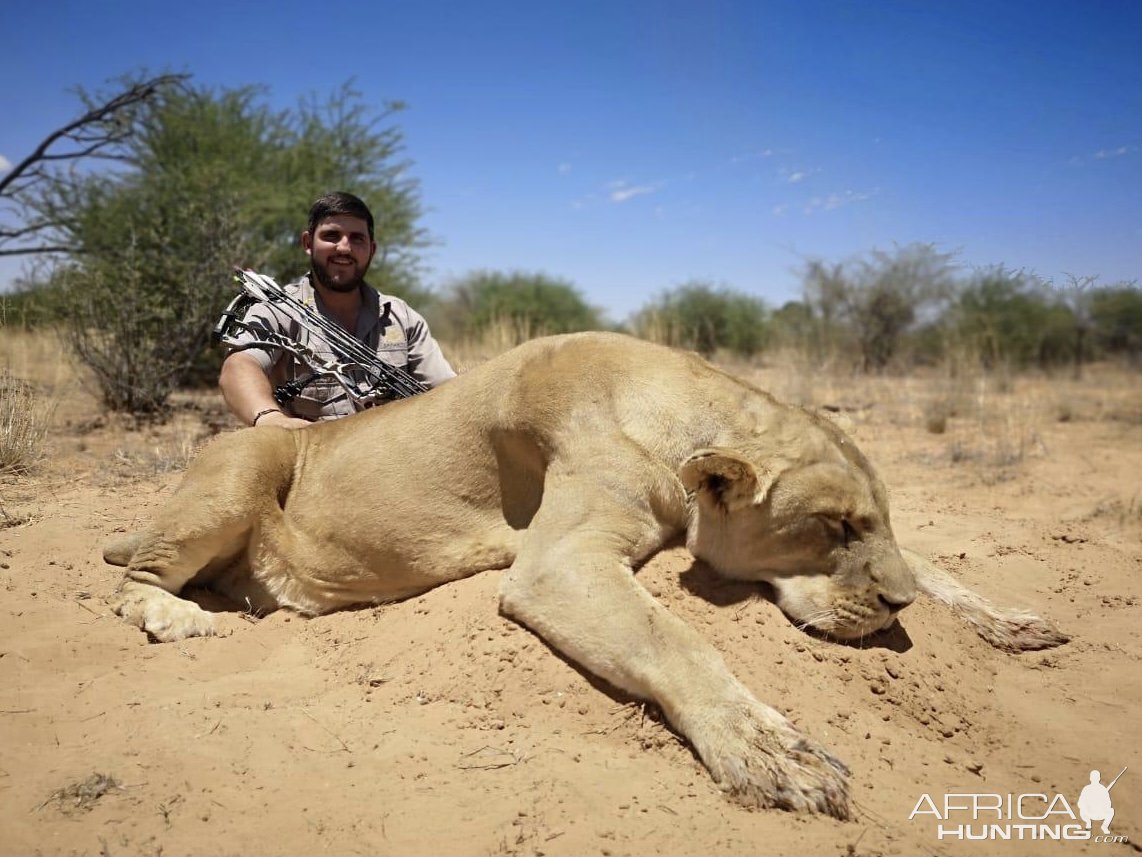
left=307, top=191, right=375, bottom=241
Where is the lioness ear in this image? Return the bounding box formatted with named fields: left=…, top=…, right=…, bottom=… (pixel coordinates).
left=680, top=448, right=773, bottom=511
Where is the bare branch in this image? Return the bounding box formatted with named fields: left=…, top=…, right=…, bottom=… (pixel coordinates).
left=0, top=222, right=58, bottom=241
left=0, top=245, right=75, bottom=257
left=0, top=73, right=186, bottom=197
left=0, top=73, right=188, bottom=259
left=35, top=143, right=113, bottom=163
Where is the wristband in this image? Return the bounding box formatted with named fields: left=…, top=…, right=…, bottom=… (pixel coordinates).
left=252, top=407, right=283, bottom=426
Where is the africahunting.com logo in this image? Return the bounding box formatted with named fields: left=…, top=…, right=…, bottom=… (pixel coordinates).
left=909, top=767, right=1129, bottom=843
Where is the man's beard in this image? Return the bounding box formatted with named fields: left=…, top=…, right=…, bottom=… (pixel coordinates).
left=311, top=256, right=369, bottom=294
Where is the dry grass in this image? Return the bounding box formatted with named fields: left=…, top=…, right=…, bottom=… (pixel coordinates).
left=0, top=327, right=78, bottom=388
left=0, top=370, right=58, bottom=475
left=95, top=418, right=207, bottom=485
left=0, top=326, right=74, bottom=477
left=442, top=317, right=542, bottom=372
left=39, top=772, right=125, bottom=814
left=2, top=327, right=1139, bottom=489
left=0, top=501, right=37, bottom=529
left=742, top=353, right=1141, bottom=478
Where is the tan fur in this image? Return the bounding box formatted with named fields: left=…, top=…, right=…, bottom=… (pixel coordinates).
left=104, top=332, right=1066, bottom=818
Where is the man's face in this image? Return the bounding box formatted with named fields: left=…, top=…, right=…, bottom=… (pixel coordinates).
left=303, top=215, right=376, bottom=294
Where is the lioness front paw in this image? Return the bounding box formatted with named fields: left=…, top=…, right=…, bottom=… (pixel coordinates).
left=692, top=701, right=851, bottom=819
left=977, top=610, right=1070, bottom=653
left=113, top=585, right=215, bottom=643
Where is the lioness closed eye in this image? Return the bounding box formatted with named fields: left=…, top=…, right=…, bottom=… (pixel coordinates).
left=104, top=332, right=1067, bottom=819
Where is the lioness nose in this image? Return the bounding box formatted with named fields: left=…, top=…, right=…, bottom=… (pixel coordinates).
left=878, top=592, right=914, bottom=614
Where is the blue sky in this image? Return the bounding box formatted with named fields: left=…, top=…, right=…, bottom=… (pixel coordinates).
left=1, top=0, right=1139, bottom=322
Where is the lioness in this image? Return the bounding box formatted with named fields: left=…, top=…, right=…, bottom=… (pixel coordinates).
left=105, top=332, right=1066, bottom=819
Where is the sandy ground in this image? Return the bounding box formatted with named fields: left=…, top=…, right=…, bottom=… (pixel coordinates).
left=1, top=354, right=1140, bottom=857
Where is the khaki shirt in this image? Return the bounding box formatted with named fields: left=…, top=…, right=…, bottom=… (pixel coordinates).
left=227, top=274, right=455, bottom=420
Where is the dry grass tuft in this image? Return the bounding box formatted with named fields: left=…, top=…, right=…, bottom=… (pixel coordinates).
left=97, top=422, right=204, bottom=484
left=40, top=772, right=125, bottom=814
left=0, top=370, right=57, bottom=475
left=923, top=398, right=954, bottom=434
left=943, top=377, right=1046, bottom=471
left=0, top=501, right=37, bottom=529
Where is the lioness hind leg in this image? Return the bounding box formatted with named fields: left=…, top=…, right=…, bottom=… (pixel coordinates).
left=498, top=469, right=850, bottom=818
left=902, top=549, right=1069, bottom=652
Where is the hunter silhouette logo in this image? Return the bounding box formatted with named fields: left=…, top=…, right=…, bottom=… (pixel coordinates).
left=1078, top=768, right=1126, bottom=836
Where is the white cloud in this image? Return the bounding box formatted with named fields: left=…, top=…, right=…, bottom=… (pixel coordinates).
left=608, top=179, right=662, bottom=203
left=781, top=166, right=818, bottom=184
left=772, top=204, right=789, bottom=217
left=804, top=188, right=877, bottom=214
left=729, top=148, right=775, bottom=165
left=1094, top=145, right=1136, bottom=160
left=0, top=153, right=11, bottom=173
left=1073, top=144, right=1137, bottom=164
left=611, top=185, right=657, bottom=203
left=557, top=162, right=572, bottom=175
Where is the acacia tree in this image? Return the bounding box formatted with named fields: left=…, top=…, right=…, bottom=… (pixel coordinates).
left=19, top=76, right=426, bottom=413
left=803, top=243, right=957, bottom=372
left=439, top=270, right=603, bottom=345
left=632, top=281, right=768, bottom=358
left=951, top=267, right=1075, bottom=370
left=1089, top=282, right=1142, bottom=366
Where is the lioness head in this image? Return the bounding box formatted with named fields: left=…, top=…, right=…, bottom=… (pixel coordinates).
left=680, top=447, right=916, bottom=640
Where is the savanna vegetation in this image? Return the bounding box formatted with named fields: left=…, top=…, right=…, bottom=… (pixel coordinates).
left=1, top=71, right=1139, bottom=446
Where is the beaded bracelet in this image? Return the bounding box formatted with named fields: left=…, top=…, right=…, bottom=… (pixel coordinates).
left=252, top=407, right=283, bottom=426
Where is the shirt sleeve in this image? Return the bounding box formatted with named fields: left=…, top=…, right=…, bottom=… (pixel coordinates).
left=224, top=301, right=291, bottom=372
left=402, top=306, right=457, bottom=387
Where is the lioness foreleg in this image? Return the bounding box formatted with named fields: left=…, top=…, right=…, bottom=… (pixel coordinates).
left=903, top=549, right=1068, bottom=652
left=109, top=427, right=296, bottom=642
left=499, top=474, right=850, bottom=818
left=112, top=516, right=258, bottom=642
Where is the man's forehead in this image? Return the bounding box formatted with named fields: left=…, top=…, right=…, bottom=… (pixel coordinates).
left=315, top=215, right=369, bottom=234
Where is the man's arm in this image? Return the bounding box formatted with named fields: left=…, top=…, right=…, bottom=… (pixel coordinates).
left=219, top=352, right=311, bottom=429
